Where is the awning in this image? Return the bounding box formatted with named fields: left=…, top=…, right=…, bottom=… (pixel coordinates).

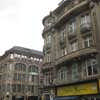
left=54, top=96, right=78, bottom=100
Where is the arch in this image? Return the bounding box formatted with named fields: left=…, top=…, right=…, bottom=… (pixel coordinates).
left=15, top=63, right=26, bottom=72
left=28, top=65, right=38, bottom=73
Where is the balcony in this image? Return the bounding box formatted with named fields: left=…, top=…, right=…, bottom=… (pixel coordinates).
left=54, top=0, right=89, bottom=27
left=80, top=23, right=92, bottom=33
left=68, top=31, right=77, bottom=39
left=42, top=63, right=54, bottom=70
left=43, top=26, right=51, bottom=33
left=55, top=47, right=97, bottom=65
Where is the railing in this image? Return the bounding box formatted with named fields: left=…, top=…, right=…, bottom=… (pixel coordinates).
left=55, top=0, right=88, bottom=24
left=80, top=22, right=92, bottom=33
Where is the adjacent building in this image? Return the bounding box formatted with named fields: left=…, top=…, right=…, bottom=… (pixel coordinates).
left=0, top=46, right=43, bottom=100
left=42, top=0, right=100, bottom=100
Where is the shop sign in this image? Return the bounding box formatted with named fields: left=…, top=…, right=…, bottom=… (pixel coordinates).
left=98, top=80, right=100, bottom=88
left=57, top=82, right=98, bottom=96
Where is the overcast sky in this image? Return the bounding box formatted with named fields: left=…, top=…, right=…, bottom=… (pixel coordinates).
left=0, top=0, right=60, bottom=55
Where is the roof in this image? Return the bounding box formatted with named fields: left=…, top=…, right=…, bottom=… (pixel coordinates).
left=5, top=46, right=43, bottom=58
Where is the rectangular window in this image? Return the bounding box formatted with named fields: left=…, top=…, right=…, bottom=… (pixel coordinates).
left=81, top=14, right=90, bottom=25
left=61, top=48, right=67, bottom=56
left=47, top=35, right=51, bottom=45
left=58, top=67, right=67, bottom=80
left=72, top=63, right=79, bottom=80
left=70, top=41, right=78, bottom=52
left=86, top=59, right=98, bottom=77
left=68, top=21, right=76, bottom=33
left=83, top=36, right=92, bottom=48
left=60, top=29, right=66, bottom=40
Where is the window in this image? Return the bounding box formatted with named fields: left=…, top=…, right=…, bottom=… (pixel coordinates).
left=44, top=39, right=46, bottom=46
left=44, top=72, right=49, bottom=86
left=12, top=84, right=16, bottom=92
left=72, top=63, right=79, bottom=80
left=58, top=67, right=67, bottom=80
left=70, top=41, right=78, bottom=52
left=46, top=54, right=51, bottom=62
left=17, top=54, right=20, bottom=58
left=29, top=65, right=38, bottom=73
left=60, top=29, right=66, bottom=40
left=47, top=35, right=51, bottom=45
left=61, top=48, right=67, bottom=56
left=14, top=53, right=18, bottom=58
left=85, top=59, right=98, bottom=76
left=7, top=84, right=11, bottom=92
left=10, top=54, right=14, bottom=59
left=15, top=63, right=26, bottom=72
left=81, top=14, right=90, bottom=25
left=17, top=84, right=21, bottom=92
left=68, top=21, right=76, bottom=33
left=83, top=36, right=92, bottom=48
left=30, top=57, right=33, bottom=60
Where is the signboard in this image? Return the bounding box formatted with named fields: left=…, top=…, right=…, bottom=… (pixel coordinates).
left=57, top=82, right=98, bottom=96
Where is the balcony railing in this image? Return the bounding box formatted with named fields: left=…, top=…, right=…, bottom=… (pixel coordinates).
left=55, top=47, right=97, bottom=65
left=55, top=0, right=88, bottom=23
left=68, top=31, right=77, bottom=39
left=55, top=0, right=89, bottom=26
left=80, top=23, right=92, bottom=33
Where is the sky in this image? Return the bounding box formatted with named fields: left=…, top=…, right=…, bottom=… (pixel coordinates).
left=0, top=0, right=60, bottom=55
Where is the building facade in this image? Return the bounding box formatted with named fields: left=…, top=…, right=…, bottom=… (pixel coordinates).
left=0, top=46, right=43, bottom=100
left=42, top=0, right=100, bottom=100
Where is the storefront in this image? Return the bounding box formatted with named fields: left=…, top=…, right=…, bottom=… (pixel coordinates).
left=55, top=79, right=100, bottom=100
left=42, top=88, right=55, bottom=100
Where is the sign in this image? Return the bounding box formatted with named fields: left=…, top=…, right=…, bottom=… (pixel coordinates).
left=57, top=82, right=98, bottom=96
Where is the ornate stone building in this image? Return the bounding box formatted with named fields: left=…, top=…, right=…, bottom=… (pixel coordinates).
left=0, top=46, right=43, bottom=100
left=42, top=0, right=100, bottom=100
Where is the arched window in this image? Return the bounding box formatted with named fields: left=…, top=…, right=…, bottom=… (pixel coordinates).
left=28, top=65, right=38, bottom=73
left=15, top=63, right=26, bottom=72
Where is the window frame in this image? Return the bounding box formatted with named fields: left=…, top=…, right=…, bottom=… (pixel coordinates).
left=85, top=59, right=98, bottom=77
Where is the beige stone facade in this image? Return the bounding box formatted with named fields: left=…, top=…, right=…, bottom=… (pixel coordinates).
left=42, top=0, right=100, bottom=100
left=0, top=46, right=43, bottom=100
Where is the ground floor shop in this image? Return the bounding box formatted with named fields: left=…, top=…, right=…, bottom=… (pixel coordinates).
left=0, top=95, right=38, bottom=100
left=55, top=79, right=100, bottom=100
left=42, top=79, right=100, bottom=100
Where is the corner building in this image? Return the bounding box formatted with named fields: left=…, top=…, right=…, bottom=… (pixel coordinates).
left=0, top=46, right=43, bottom=100
left=42, top=0, right=100, bottom=100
